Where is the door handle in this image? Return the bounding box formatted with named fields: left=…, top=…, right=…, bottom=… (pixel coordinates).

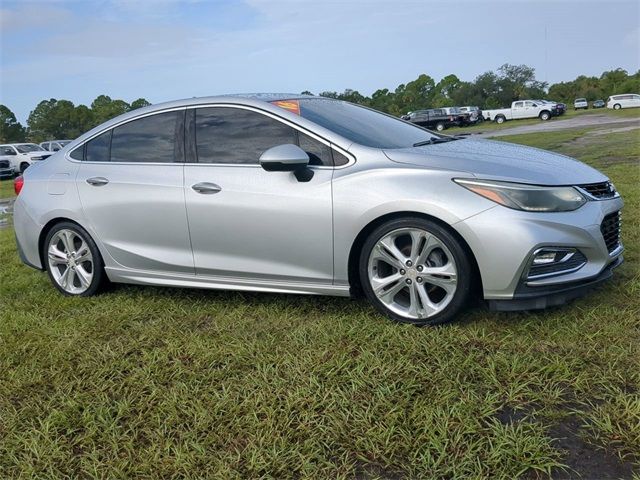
left=192, top=182, right=222, bottom=194
left=86, top=177, right=109, bottom=186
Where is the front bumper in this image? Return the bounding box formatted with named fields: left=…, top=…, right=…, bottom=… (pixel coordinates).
left=488, top=255, right=623, bottom=311
left=454, top=195, right=624, bottom=303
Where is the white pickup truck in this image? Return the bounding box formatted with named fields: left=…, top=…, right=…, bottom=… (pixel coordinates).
left=482, top=100, right=553, bottom=124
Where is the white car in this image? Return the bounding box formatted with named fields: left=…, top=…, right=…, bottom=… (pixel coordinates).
left=0, top=143, right=53, bottom=174
left=40, top=140, right=72, bottom=152
left=607, top=94, right=640, bottom=110
left=574, top=98, right=588, bottom=110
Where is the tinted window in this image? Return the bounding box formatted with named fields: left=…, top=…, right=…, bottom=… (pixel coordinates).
left=195, top=107, right=296, bottom=164
left=70, top=145, right=84, bottom=160
left=332, top=149, right=350, bottom=167
left=298, top=132, right=332, bottom=166
left=111, top=111, right=179, bottom=163
left=86, top=131, right=111, bottom=162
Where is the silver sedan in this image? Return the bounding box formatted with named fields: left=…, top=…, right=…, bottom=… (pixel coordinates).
left=13, top=94, right=623, bottom=325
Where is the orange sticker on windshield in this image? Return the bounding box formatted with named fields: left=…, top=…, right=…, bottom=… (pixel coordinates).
left=271, top=100, right=300, bottom=115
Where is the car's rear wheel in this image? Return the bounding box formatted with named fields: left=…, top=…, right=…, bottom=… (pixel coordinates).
left=495, top=115, right=505, bottom=124
left=435, top=122, right=445, bottom=132
left=359, top=217, right=473, bottom=326
left=44, top=222, right=105, bottom=296
left=613, top=103, right=622, bottom=110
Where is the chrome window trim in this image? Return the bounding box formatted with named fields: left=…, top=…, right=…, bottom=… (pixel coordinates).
left=66, top=103, right=356, bottom=170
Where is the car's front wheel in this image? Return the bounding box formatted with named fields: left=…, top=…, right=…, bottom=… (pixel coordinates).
left=359, top=217, right=473, bottom=326
left=539, top=111, right=551, bottom=121
left=44, top=222, right=106, bottom=296
left=613, top=103, right=622, bottom=110
left=435, top=122, right=445, bottom=132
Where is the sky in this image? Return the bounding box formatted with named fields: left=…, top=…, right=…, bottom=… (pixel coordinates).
left=1, top=0, right=639, bottom=124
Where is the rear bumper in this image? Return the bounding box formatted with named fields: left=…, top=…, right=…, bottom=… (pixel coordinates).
left=488, top=255, right=623, bottom=311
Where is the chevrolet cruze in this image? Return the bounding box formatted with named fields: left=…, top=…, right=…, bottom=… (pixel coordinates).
left=13, top=94, right=623, bottom=325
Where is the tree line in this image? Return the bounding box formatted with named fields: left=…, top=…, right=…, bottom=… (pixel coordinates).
left=1, top=65, right=638, bottom=144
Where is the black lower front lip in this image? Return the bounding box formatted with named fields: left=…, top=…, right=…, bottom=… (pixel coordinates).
left=488, top=256, right=623, bottom=312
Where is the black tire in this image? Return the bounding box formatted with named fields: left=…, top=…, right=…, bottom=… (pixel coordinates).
left=495, top=115, right=505, bottom=124
left=358, top=217, right=473, bottom=326
left=43, top=221, right=106, bottom=297
left=613, top=104, right=622, bottom=110
left=539, top=111, right=551, bottom=121
left=19, top=162, right=30, bottom=174
left=435, top=122, right=445, bottom=132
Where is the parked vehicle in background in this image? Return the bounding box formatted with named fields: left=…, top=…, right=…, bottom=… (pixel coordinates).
left=0, top=144, right=53, bottom=174
left=0, top=159, right=13, bottom=179
left=40, top=140, right=72, bottom=152
left=574, top=98, right=589, bottom=110
left=440, top=107, right=469, bottom=126
left=592, top=99, right=606, bottom=108
left=401, top=109, right=456, bottom=131
left=607, top=94, right=640, bottom=110
left=536, top=100, right=562, bottom=116
left=482, top=100, right=553, bottom=123
left=458, top=106, right=483, bottom=124
left=12, top=94, right=624, bottom=326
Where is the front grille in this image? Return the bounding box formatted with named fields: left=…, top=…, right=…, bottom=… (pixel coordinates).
left=528, top=251, right=587, bottom=279
left=579, top=181, right=616, bottom=199
left=0, top=160, right=9, bottom=168
left=601, top=211, right=622, bottom=253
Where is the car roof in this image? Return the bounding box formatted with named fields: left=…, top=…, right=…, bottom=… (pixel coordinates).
left=66, top=93, right=360, bottom=152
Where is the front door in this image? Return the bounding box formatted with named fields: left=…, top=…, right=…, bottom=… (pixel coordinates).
left=184, top=106, right=334, bottom=284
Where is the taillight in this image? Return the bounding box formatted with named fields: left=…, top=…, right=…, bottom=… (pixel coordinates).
left=14, top=175, right=24, bottom=195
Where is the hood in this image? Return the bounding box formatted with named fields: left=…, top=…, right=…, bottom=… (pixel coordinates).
left=384, top=138, right=607, bottom=185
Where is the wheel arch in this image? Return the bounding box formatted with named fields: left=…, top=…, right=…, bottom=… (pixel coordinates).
left=347, top=211, right=483, bottom=299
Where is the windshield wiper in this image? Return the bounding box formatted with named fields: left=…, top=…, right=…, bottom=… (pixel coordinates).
left=413, top=137, right=461, bottom=147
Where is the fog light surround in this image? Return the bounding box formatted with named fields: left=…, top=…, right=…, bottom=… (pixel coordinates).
left=527, top=247, right=587, bottom=280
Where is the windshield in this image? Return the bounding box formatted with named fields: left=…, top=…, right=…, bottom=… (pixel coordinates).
left=281, top=98, right=440, bottom=149
left=16, top=144, right=45, bottom=153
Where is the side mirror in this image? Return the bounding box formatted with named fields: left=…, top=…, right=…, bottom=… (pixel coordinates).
left=260, top=144, right=313, bottom=182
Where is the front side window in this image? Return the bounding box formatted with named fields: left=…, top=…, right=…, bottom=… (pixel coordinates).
left=2, top=146, right=16, bottom=155
left=111, top=111, right=180, bottom=163
left=524, top=101, right=534, bottom=107
left=298, top=132, right=332, bottom=166
left=195, top=107, right=296, bottom=164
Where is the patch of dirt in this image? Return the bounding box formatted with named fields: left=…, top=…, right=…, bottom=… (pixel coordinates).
left=548, top=415, right=635, bottom=480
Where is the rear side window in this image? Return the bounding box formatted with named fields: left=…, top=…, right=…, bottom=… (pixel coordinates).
left=195, top=107, right=296, bottom=164
left=111, top=111, right=180, bottom=163
left=85, top=131, right=111, bottom=162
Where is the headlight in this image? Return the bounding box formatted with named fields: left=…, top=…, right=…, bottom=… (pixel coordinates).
left=454, top=178, right=586, bottom=212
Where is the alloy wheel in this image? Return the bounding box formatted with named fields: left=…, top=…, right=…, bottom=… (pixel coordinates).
left=367, top=227, right=458, bottom=320
left=47, top=228, right=94, bottom=294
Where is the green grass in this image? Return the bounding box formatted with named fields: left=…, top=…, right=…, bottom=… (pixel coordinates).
left=0, top=178, right=15, bottom=199
left=1, top=128, right=639, bottom=478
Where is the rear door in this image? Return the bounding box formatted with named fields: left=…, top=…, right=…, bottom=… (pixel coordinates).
left=183, top=105, right=334, bottom=284
left=75, top=109, right=194, bottom=274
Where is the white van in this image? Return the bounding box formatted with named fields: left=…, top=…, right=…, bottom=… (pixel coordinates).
left=607, top=94, right=640, bottom=110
